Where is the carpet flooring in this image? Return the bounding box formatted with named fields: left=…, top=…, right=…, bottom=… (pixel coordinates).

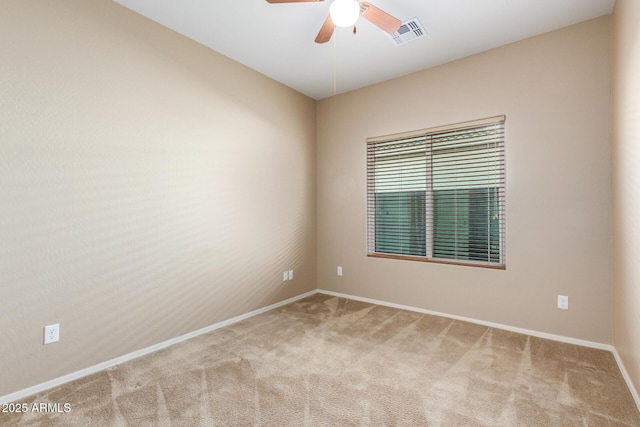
left=2, top=294, right=639, bottom=426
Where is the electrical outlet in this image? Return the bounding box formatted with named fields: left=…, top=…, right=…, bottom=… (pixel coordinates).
left=288, top=270, right=293, bottom=280
left=557, top=295, right=569, bottom=310
left=337, top=266, right=343, bottom=276
left=283, top=271, right=288, bottom=281
left=44, top=324, right=59, bottom=344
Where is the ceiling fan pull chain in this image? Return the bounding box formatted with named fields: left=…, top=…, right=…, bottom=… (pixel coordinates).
left=353, top=25, right=357, bottom=35
left=333, top=31, right=337, bottom=95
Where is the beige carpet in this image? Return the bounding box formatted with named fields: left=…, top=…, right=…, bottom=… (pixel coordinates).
left=2, top=294, right=639, bottom=426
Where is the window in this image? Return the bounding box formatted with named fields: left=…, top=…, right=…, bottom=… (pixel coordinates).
left=367, top=116, right=505, bottom=268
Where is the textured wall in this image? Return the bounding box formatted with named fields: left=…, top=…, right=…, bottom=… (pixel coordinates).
left=316, top=17, right=612, bottom=343
left=0, top=0, right=316, bottom=397
left=612, top=0, right=640, bottom=403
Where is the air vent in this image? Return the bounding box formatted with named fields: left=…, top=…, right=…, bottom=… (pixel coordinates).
left=388, top=17, right=426, bottom=46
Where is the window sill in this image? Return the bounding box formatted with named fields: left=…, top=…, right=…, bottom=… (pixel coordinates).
left=367, top=253, right=506, bottom=270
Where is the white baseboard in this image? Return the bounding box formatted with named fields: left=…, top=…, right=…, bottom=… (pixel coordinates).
left=317, top=289, right=613, bottom=350
left=318, top=289, right=640, bottom=412
left=0, top=290, right=317, bottom=405
left=611, top=347, right=640, bottom=411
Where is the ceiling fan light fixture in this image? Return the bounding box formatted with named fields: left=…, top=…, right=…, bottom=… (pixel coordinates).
left=330, top=0, right=360, bottom=28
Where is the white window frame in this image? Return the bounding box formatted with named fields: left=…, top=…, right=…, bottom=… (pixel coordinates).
left=366, top=116, right=506, bottom=269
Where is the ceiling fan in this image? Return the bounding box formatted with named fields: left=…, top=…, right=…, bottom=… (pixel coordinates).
left=266, top=0, right=402, bottom=44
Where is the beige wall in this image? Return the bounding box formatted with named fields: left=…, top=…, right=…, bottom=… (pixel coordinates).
left=317, top=17, right=612, bottom=343
left=0, top=0, right=316, bottom=397
left=612, top=0, right=640, bottom=401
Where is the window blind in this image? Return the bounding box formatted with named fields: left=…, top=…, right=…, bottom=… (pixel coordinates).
left=366, top=116, right=505, bottom=268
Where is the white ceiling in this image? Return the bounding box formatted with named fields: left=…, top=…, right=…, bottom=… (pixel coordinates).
left=112, top=0, right=615, bottom=100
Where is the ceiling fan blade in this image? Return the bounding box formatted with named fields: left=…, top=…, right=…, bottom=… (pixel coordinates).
left=360, top=2, right=402, bottom=34
left=266, top=0, right=324, bottom=3
left=315, top=14, right=335, bottom=44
